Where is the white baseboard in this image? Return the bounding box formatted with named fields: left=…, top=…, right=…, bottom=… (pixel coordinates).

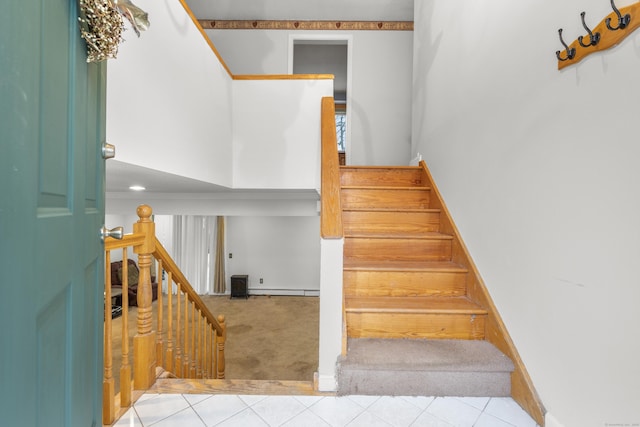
left=247, top=288, right=319, bottom=296
left=316, top=373, right=337, bottom=392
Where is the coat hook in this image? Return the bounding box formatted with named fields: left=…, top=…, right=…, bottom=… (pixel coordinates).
left=578, top=12, right=601, bottom=47
left=556, top=29, right=576, bottom=61
left=606, top=0, right=631, bottom=31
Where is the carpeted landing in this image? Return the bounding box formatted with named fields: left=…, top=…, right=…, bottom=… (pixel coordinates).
left=337, top=338, right=514, bottom=397
left=199, top=295, right=319, bottom=381
left=109, top=295, right=319, bottom=392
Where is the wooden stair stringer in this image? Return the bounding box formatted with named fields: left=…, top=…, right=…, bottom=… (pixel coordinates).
left=418, top=160, right=545, bottom=426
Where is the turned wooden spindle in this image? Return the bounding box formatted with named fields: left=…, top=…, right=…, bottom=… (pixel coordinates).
left=165, top=272, right=174, bottom=373
left=183, top=294, right=190, bottom=377
left=175, top=286, right=183, bottom=378
left=190, top=301, right=197, bottom=378
left=211, top=325, right=216, bottom=379
left=120, top=248, right=132, bottom=407
left=202, top=320, right=208, bottom=379
left=156, top=260, right=164, bottom=368
left=196, top=309, right=202, bottom=378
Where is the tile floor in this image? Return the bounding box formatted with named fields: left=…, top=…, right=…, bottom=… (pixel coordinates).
left=112, top=393, right=540, bottom=427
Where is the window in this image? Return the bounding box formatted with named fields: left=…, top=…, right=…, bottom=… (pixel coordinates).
left=335, top=103, right=346, bottom=153
left=335, top=111, right=346, bottom=152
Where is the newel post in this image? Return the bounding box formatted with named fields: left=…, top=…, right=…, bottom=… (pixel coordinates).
left=133, top=204, right=157, bottom=389
left=217, top=315, right=226, bottom=379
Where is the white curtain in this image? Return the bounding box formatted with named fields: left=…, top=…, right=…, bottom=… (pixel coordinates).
left=172, top=215, right=217, bottom=294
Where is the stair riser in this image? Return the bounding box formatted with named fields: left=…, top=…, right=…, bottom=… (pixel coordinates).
left=345, top=238, right=452, bottom=262
left=344, top=270, right=467, bottom=298
left=342, top=210, right=440, bottom=235
left=340, top=168, right=423, bottom=187
left=341, top=188, right=430, bottom=210
left=346, top=312, right=485, bottom=340
left=336, top=370, right=511, bottom=397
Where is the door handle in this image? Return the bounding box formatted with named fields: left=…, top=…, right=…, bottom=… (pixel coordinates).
left=100, top=225, right=124, bottom=241
left=102, top=142, right=116, bottom=160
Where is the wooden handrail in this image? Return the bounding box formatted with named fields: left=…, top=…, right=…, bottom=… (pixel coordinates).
left=153, top=238, right=225, bottom=336
left=320, top=96, right=344, bottom=239
left=105, top=232, right=145, bottom=250
left=103, top=205, right=226, bottom=425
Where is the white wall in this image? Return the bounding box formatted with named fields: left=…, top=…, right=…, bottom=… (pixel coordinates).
left=107, top=0, right=332, bottom=192
left=208, top=29, right=414, bottom=166
left=232, top=79, right=332, bottom=189
left=226, top=216, right=321, bottom=293
left=412, top=1, right=640, bottom=426
left=107, top=0, right=234, bottom=187
left=105, top=191, right=319, bottom=216
left=107, top=210, right=320, bottom=295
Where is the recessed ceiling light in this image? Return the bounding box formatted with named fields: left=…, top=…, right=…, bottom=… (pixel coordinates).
left=129, top=185, right=146, bottom=191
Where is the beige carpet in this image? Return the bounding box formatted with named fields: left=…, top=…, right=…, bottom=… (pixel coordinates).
left=107, top=295, right=319, bottom=392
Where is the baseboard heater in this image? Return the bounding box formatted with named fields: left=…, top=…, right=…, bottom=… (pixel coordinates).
left=248, top=289, right=319, bottom=297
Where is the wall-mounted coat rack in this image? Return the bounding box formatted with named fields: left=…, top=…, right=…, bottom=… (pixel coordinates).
left=556, top=0, right=640, bottom=70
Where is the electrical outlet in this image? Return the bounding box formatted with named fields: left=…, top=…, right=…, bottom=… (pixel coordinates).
left=260, top=278, right=263, bottom=284
left=229, top=253, right=232, bottom=259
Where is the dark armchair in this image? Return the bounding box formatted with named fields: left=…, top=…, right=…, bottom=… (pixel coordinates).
left=110, top=259, right=158, bottom=306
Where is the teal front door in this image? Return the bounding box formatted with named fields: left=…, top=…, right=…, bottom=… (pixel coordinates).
left=0, top=0, right=106, bottom=425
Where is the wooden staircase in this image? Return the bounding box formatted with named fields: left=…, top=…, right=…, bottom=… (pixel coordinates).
left=341, top=166, right=488, bottom=341
left=337, top=165, right=518, bottom=399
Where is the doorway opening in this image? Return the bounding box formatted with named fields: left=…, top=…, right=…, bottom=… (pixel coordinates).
left=289, top=36, right=352, bottom=165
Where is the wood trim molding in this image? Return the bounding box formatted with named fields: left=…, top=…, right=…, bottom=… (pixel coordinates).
left=200, top=20, right=413, bottom=31
left=418, top=160, right=546, bottom=426
left=177, top=0, right=234, bottom=77
left=233, top=74, right=334, bottom=80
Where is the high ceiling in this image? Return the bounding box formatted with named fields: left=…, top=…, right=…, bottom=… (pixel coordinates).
left=185, top=0, right=414, bottom=21
left=106, top=0, right=414, bottom=194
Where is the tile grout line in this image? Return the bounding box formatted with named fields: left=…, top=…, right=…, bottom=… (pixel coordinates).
left=182, top=393, right=210, bottom=427
left=128, top=393, right=538, bottom=427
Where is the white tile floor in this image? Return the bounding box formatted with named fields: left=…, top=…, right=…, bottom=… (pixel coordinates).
left=112, top=393, right=540, bottom=427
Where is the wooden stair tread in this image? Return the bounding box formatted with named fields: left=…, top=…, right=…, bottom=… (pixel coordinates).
left=343, top=207, right=440, bottom=213
left=345, top=296, right=487, bottom=315
left=343, top=259, right=467, bottom=272
left=341, top=185, right=430, bottom=191
left=340, top=165, right=421, bottom=171
left=345, top=232, right=453, bottom=240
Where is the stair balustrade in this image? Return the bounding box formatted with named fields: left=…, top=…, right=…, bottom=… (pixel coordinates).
left=103, top=205, right=226, bottom=425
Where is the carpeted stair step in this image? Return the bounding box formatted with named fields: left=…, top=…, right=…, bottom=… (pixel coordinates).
left=337, top=338, right=515, bottom=397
